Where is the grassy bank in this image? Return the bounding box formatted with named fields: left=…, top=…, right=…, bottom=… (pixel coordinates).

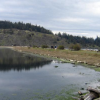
left=13, top=46, right=100, bottom=71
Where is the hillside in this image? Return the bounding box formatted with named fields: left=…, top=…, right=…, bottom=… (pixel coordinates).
left=0, top=20, right=100, bottom=48
left=0, top=29, right=67, bottom=47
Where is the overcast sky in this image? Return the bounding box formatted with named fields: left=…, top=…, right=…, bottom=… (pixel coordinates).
left=1, top=0, right=100, bottom=38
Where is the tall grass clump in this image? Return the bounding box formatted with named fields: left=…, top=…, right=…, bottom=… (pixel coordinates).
left=57, top=45, right=64, bottom=50
left=41, top=45, right=48, bottom=48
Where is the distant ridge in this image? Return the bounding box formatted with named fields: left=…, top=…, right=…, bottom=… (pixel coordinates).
left=0, top=20, right=100, bottom=48
left=0, top=20, right=53, bottom=34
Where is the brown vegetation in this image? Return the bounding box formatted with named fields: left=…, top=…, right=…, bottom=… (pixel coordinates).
left=13, top=46, right=100, bottom=68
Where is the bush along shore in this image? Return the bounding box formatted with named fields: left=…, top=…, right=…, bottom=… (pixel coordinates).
left=13, top=46, right=100, bottom=71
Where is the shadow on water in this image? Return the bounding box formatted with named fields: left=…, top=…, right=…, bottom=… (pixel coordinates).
left=0, top=48, right=52, bottom=71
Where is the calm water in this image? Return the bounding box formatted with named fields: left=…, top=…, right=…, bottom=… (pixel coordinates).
left=0, top=48, right=100, bottom=100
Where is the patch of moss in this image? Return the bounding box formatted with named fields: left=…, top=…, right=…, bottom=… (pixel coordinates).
left=54, top=66, right=58, bottom=68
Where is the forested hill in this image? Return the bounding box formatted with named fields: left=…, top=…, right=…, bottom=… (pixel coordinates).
left=56, top=32, right=100, bottom=48
left=0, top=20, right=100, bottom=48
left=0, top=21, right=53, bottom=34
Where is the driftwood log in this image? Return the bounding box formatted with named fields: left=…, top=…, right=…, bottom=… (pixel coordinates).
left=78, top=87, right=100, bottom=100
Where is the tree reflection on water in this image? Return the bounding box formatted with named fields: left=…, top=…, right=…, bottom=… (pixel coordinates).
left=0, top=48, right=52, bottom=71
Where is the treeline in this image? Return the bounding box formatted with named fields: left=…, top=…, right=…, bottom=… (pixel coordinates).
left=56, top=32, right=100, bottom=47
left=1, top=20, right=100, bottom=48
left=0, top=20, right=53, bottom=34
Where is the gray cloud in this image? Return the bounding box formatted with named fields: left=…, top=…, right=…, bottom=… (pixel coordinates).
left=0, top=0, right=100, bottom=38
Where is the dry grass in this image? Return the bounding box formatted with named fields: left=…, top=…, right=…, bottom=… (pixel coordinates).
left=13, top=46, right=100, bottom=67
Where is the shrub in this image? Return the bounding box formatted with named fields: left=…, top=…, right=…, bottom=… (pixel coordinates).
left=69, top=43, right=81, bottom=51
left=57, top=45, right=64, bottom=50
left=69, top=44, right=74, bottom=50
left=41, top=45, right=48, bottom=48
left=74, top=43, right=81, bottom=51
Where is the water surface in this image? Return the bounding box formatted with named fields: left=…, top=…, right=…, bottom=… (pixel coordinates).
left=0, top=48, right=100, bottom=100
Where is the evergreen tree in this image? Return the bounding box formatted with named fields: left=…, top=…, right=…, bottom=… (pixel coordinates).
left=0, top=20, right=53, bottom=34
